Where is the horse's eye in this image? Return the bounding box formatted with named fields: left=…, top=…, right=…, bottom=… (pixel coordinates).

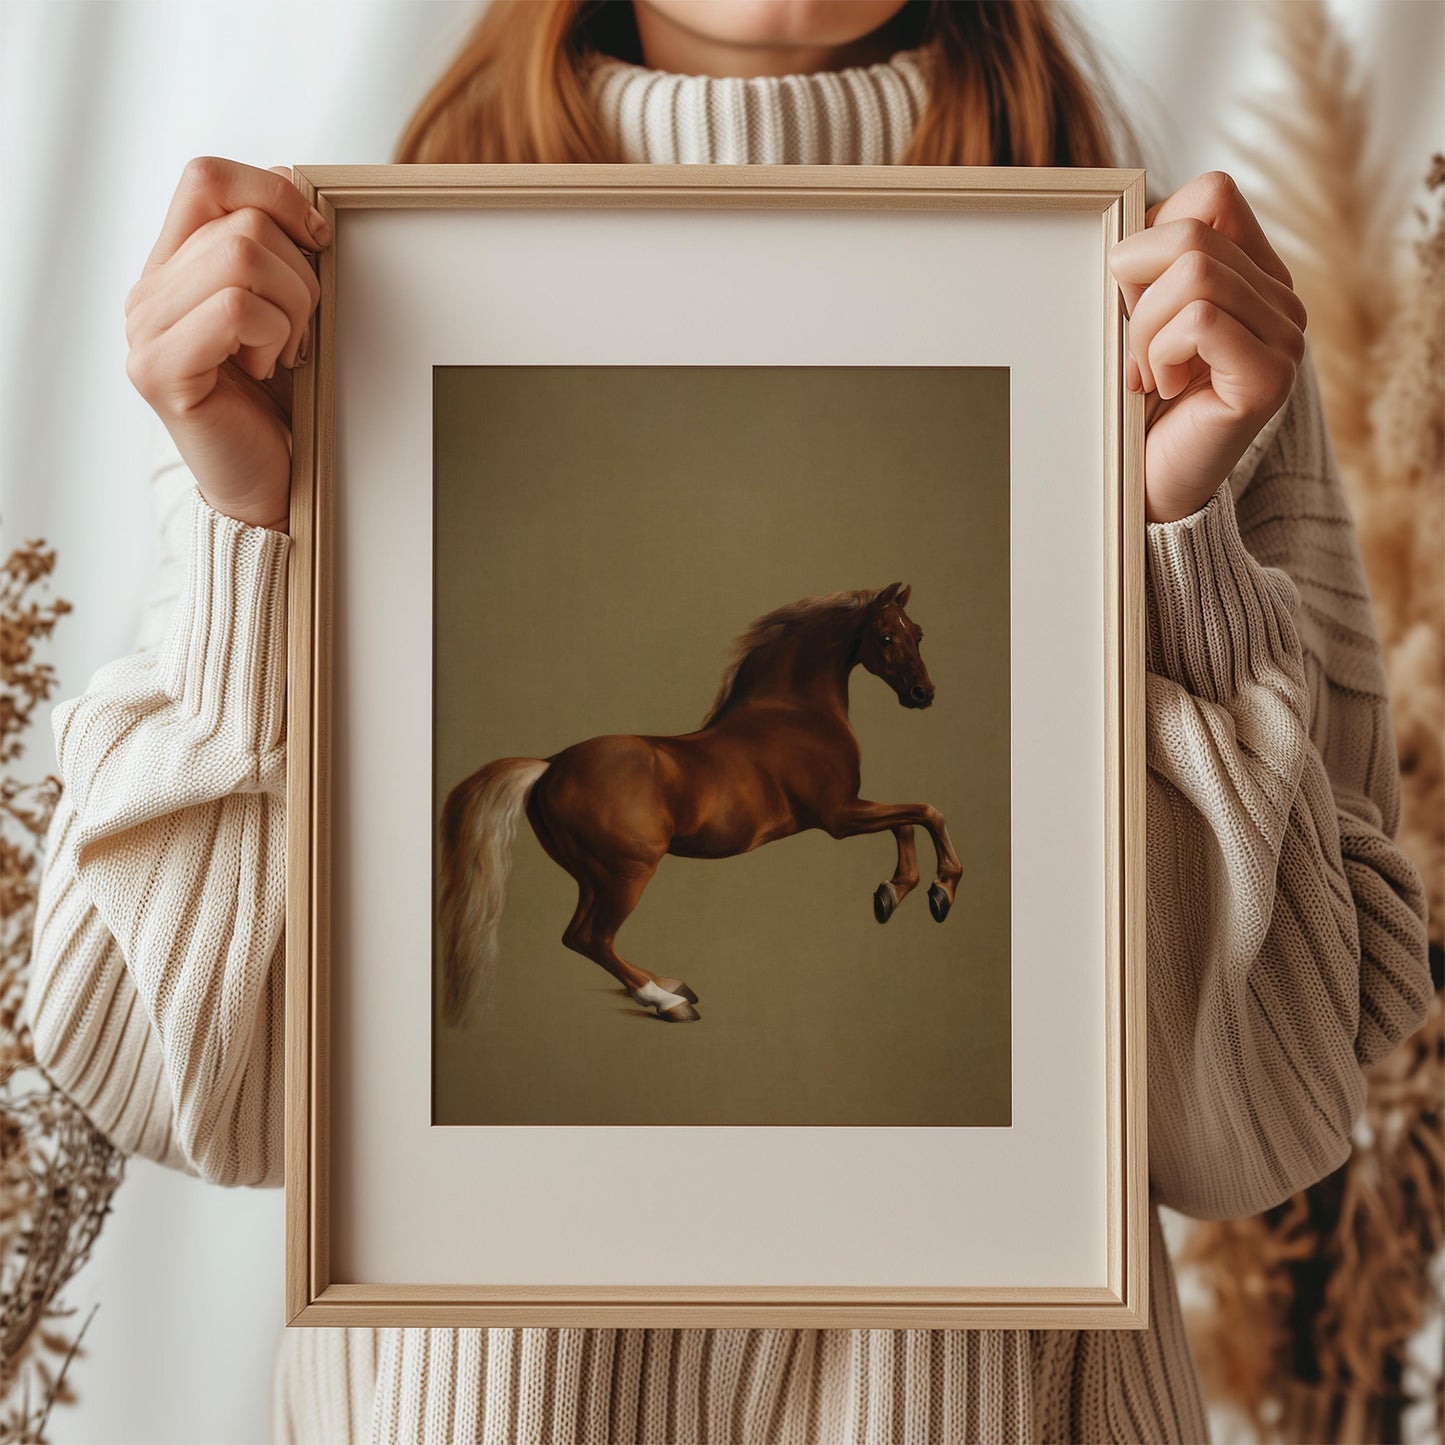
left=882, top=634, right=893, bottom=646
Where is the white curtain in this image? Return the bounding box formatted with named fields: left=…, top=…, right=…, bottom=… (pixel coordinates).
left=2, top=3, right=1440, bottom=1440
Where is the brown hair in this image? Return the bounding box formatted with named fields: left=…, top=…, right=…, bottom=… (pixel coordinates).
left=394, top=0, right=1131, bottom=168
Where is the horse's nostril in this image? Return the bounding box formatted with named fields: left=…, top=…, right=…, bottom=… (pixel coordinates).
left=910, top=685, right=930, bottom=703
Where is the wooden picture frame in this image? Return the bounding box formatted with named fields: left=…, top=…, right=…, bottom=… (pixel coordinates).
left=284, top=164, right=1147, bottom=1330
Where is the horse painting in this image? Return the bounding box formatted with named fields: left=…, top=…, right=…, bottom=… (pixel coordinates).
left=439, top=583, right=962, bottom=1024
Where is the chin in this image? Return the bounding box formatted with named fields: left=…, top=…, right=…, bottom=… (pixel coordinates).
left=643, top=0, right=909, bottom=48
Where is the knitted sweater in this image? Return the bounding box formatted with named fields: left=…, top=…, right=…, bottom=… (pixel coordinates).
left=24, top=42, right=1432, bottom=1445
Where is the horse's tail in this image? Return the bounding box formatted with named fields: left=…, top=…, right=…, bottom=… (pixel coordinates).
left=438, top=756, right=549, bottom=1024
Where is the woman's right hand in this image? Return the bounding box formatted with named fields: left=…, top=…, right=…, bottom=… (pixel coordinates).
left=124, top=158, right=332, bottom=533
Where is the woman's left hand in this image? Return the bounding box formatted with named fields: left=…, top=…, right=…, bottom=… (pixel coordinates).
left=1107, top=171, right=1308, bottom=524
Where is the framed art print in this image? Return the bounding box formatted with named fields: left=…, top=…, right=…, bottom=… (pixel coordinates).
left=284, top=164, right=1147, bottom=1329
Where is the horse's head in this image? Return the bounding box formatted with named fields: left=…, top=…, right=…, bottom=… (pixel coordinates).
left=858, top=583, right=934, bottom=709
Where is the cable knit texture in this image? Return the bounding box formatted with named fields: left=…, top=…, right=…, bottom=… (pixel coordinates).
left=582, top=46, right=929, bottom=164
left=24, top=39, right=1432, bottom=1445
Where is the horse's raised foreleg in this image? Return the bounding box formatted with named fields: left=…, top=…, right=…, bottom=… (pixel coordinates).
left=827, top=801, right=962, bottom=923
left=563, top=870, right=701, bottom=1022
left=872, top=824, right=920, bottom=923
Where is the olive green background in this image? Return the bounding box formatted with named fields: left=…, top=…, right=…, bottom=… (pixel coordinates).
left=432, top=366, right=1010, bottom=1127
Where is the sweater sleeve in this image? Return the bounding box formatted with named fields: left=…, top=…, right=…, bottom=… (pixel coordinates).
left=1142, top=347, right=1432, bottom=1220
left=24, top=454, right=290, bottom=1190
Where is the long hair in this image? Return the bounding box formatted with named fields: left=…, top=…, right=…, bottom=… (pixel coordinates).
left=394, top=0, right=1132, bottom=167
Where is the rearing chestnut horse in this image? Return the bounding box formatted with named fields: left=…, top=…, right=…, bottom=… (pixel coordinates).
left=439, top=583, right=962, bottom=1024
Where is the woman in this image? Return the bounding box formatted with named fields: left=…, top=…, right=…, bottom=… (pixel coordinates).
left=26, top=1, right=1432, bottom=1440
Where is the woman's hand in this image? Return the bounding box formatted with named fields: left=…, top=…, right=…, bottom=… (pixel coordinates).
left=124, top=158, right=330, bottom=533
left=1108, top=171, right=1308, bottom=524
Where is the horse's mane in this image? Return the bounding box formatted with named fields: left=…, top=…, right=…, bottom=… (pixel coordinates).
left=701, top=590, right=874, bottom=726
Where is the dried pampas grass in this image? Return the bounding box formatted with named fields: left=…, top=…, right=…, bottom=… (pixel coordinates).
left=1181, top=3, right=1445, bottom=1442
left=1230, top=0, right=1402, bottom=481
left=1364, top=157, right=1445, bottom=956
left=1, top=542, right=124, bottom=1444
left=1230, top=1, right=1442, bottom=950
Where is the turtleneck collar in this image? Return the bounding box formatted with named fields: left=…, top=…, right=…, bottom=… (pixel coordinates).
left=581, top=45, right=931, bottom=165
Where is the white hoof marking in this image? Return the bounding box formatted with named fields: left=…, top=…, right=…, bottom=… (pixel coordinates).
left=633, top=980, right=688, bottom=1013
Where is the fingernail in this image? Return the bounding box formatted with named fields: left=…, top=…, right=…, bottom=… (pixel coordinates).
left=308, top=207, right=332, bottom=246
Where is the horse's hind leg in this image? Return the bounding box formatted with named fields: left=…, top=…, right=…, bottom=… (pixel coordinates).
left=873, top=824, right=920, bottom=924
left=564, top=869, right=701, bottom=1023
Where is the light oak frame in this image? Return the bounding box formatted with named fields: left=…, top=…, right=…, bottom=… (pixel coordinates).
left=284, top=164, right=1148, bottom=1330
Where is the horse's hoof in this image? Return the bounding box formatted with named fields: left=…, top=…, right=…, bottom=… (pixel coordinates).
left=928, top=883, right=951, bottom=922
left=656, top=978, right=699, bottom=1004
left=874, top=882, right=898, bottom=924
left=658, top=1001, right=701, bottom=1023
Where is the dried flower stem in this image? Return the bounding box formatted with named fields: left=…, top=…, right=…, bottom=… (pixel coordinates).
left=1182, top=5, right=1445, bottom=1440
left=1, top=540, right=123, bottom=1444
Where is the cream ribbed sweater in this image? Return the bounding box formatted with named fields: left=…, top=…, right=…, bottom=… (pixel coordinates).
left=24, top=43, right=1433, bottom=1445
